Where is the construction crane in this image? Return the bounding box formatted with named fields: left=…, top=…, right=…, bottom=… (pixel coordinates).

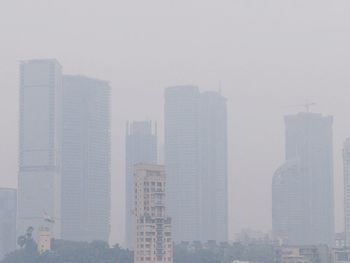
left=302, top=102, right=316, bottom=112
left=285, top=102, right=316, bottom=113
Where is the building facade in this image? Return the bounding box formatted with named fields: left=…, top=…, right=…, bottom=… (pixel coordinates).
left=134, top=164, right=172, bottom=263
left=38, top=227, right=51, bottom=254
left=0, top=188, right=17, bottom=259
left=125, top=121, right=158, bottom=249
left=344, top=139, right=350, bottom=247
left=335, top=233, right=346, bottom=249
left=332, top=248, right=350, bottom=263
left=164, top=86, right=201, bottom=242
left=199, top=91, right=228, bottom=242
left=272, top=160, right=304, bottom=245
left=164, top=86, right=228, bottom=243
left=274, top=246, right=330, bottom=263
left=18, top=59, right=62, bottom=239
left=61, top=75, right=111, bottom=242
left=273, top=113, right=334, bottom=246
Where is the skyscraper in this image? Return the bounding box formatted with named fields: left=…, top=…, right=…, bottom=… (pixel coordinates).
left=61, top=75, right=111, bottom=242
left=133, top=164, right=172, bottom=263
left=0, top=188, right=17, bottom=259
left=343, top=138, right=350, bottom=247
left=272, top=160, right=304, bottom=244
left=125, top=121, right=157, bottom=248
left=18, top=59, right=62, bottom=238
left=165, top=86, right=201, bottom=242
left=164, top=86, right=228, bottom=243
left=273, top=112, right=334, bottom=246
left=199, top=91, right=228, bottom=242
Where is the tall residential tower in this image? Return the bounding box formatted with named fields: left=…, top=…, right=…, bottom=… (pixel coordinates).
left=272, top=112, right=334, bottom=246
left=165, top=86, right=201, bottom=242
left=125, top=121, right=157, bottom=248
left=272, top=160, right=304, bottom=244
left=134, top=164, right=172, bottom=263
left=164, top=86, right=228, bottom=242
left=199, top=91, right=228, bottom=242
left=61, top=75, right=111, bottom=242
left=18, top=59, right=62, bottom=238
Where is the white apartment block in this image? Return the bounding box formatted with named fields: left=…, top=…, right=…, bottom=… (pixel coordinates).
left=134, top=164, right=172, bottom=263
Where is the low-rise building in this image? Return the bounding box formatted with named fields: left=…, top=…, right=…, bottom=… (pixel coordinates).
left=38, top=227, right=51, bottom=254
left=274, top=246, right=330, bottom=263
left=331, top=248, right=350, bottom=263
left=235, top=229, right=272, bottom=245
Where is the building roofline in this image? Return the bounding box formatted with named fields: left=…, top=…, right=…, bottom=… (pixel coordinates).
left=63, top=74, right=110, bottom=86
left=20, top=59, right=62, bottom=68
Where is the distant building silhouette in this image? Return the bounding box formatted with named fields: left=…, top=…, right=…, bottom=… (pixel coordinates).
left=0, top=188, right=16, bottom=259
left=18, top=59, right=62, bottom=239
left=61, top=75, right=111, bottom=242
left=272, top=112, right=334, bottom=246
left=133, top=164, right=172, bottom=263
left=125, top=121, right=157, bottom=249
left=164, top=86, right=228, bottom=243
left=272, top=160, right=304, bottom=244
left=274, top=245, right=330, bottom=263
left=199, top=91, right=228, bottom=242
left=165, top=86, right=201, bottom=242
left=343, top=138, right=350, bottom=247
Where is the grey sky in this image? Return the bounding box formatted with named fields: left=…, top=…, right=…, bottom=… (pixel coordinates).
left=1, top=0, right=350, bottom=244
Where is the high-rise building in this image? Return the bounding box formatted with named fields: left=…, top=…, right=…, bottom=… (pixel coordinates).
left=273, top=112, right=334, bottom=246
left=61, top=75, right=111, bottom=242
left=199, top=91, right=228, bottom=242
left=125, top=121, right=157, bottom=248
left=164, top=86, right=228, bottom=243
left=0, top=188, right=17, bottom=259
left=343, top=138, right=350, bottom=247
left=165, top=86, right=201, bottom=242
left=272, top=160, right=304, bottom=244
left=134, top=164, right=172, bottom=263
left=18, top=59, right=62, bottom=239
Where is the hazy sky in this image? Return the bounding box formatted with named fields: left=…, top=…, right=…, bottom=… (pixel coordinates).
left=1, top=0, right=350, bottom=245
